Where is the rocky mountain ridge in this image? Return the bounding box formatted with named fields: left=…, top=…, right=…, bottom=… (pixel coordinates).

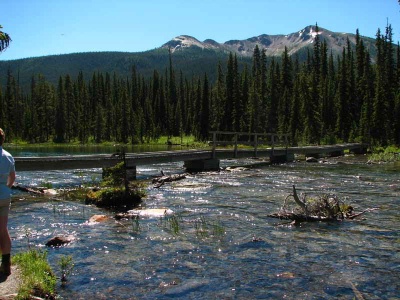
left=162, top=25, right=376, bottom=58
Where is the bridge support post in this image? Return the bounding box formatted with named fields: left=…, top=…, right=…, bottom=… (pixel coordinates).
left=184, top=159, right=220, bottom=172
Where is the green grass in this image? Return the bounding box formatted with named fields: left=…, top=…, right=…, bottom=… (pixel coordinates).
left=13, top=250, right=57, bottom=300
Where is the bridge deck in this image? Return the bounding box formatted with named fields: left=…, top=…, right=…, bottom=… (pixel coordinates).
left=14, top=143, right=367, bottom=171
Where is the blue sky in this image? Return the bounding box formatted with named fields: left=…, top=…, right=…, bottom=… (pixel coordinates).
left=1, top=0, right=399, bottom=60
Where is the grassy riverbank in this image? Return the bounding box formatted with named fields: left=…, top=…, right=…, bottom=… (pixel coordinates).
left=13, top=250, right=57, bottom=299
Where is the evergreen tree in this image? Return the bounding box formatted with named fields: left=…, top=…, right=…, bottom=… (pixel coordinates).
left=358, top=51, right=374, bottom=143
left=120, top=81, right=130, bottom=143
left=249, top=46, right=263, bottom=133
left=266, top=59, right=279, bottom=133
left=231, top=54, right=242, bottom=132
left=35, top=74, right=55, bottom=142
left=278, top=47, right=293, bottom=135
left=199, top=73, right=210, bottom=141
left=240, top=65, right=250, bottom=132
left=55, top=76, right=66, bottom=142
left=168, top=49, right=178, bottom=136
left=76, top=71, right=89, bottom=143
left=224, top=53, right=235, bottom=131
left=104, top=72, right=114, bottom=141
left=64, top=74, right=76, bottom=142
left=288, top=76, right=302, bottom=145
left=211, top=61, right=225, bottom=131
left=372, top=29, right=387, bottom=145
left=4, top=69, right=17, bottom=140
left=26, top=76, right=39, bottom=141
left=335, top=50, right=350, bottom=141
left=193, top=78, right=202, bottom=138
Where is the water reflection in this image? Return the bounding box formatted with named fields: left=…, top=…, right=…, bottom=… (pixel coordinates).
left=7, top=154, right=400, bottom=299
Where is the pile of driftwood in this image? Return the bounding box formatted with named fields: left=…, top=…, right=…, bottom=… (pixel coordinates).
left=268, top=185, right=378, bottom=223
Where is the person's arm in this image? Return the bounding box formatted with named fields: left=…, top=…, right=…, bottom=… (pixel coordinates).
left=7, top=171, right=15, bottom=188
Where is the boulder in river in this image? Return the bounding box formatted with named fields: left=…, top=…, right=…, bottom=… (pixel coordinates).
left=45, top=235, right=75, bottom=247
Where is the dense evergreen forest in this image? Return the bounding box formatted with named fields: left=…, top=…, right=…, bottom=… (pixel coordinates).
left=0, top=25, right=399, bottom=146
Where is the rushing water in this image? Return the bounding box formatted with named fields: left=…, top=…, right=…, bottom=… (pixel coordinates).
left=7, top=149, right=400, bottom=299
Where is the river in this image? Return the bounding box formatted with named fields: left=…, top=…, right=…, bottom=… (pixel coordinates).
left=7, top=147, right=400, bottom=299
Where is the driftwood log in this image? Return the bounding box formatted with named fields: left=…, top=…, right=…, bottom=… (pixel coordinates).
left=268, top=185, right=378, bottom=223
left=12, top=184, right=57, bottom=195
left=152, top=172, right=187, bottom=188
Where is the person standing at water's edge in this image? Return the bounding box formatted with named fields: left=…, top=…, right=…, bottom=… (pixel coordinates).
left=0, top=128, right=15, bottom=276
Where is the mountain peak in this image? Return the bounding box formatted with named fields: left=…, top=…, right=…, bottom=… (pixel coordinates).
left=162, top=35, right=218, bottom=52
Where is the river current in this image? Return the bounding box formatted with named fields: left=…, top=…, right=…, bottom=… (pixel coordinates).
left=6, top=147, right=400, bottom=299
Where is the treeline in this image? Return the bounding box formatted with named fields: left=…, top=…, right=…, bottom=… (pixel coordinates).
left=0, top=25, right=399, bottom=146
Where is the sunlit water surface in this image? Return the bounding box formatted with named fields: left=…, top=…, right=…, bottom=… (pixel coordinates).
left=7, top=152, right=400, bottom=299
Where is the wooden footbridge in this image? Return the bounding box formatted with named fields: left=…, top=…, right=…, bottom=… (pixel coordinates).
left=14, top=132, right=368, bottom=178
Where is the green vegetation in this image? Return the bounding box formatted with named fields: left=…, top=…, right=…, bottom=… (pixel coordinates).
left=13, top=250, right=57, bottom=300
left=85, top=162, right=146, bottom=210
left=160, top=213, right=183, bottom=235
left=159, top=213, right=226, bottom=239
left=0, top=24, right=11, bottom=52
left=194, top=215, right=225, bottom=238
left=0, top=24, right=399, bottom=147
left=58, top=255, right=74, bottom=284
left=369, top=146, right=400, bottom=162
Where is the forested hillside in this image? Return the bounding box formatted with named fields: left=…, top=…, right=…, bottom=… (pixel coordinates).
left=0, top=25, right=399, bottom=146
left=0, top=48, right=246, bottom=93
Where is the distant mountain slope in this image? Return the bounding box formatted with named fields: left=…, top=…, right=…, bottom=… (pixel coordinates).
left=0, top=25, right=377, bottom=92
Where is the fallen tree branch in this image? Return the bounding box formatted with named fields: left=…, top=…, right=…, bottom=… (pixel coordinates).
left=346, top=207, right=379, bottom=219
left=292, top=185, right=308, bottom=213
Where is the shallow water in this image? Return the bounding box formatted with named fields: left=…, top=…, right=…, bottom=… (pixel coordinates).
left=8, top=154, right=400, bottom=299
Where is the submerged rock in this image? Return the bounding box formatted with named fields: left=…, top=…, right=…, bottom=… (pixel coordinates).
left=45, top=235, right=75, bottom=247
left=86, top=214, right=109, bottom=225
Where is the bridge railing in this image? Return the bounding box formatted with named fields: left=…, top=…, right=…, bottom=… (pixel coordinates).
left=209, top=131, right=290, bottom=158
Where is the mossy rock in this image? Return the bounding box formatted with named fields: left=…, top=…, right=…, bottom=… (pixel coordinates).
left=85, top=187, right=143, bottom=211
